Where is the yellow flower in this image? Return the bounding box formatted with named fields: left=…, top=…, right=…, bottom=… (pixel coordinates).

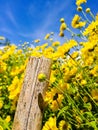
left=75, top=73, right=83, bottom=81
left=0, top=50, right=3, bottom=55
left=10, top=67, right=20, bottom=76
left=71, top=51, right=79, bottom=59
left=34, top=39, right=40, bottom=43
left=59, top=120, right=70, bottom=130
left=0, top=99, right=3, bottom=109
left=83, top=20, right=98, bottom=37
left=0, top=61, right=7, bottom=73
left=70, top=67, right=77, bottom=77
left=68, top=39, right=78, bottom=47
left=71, top=15, right=86, bottom=28
left=8, top=76, right=23, bottom=100
left=0, top=125, right=3, bottom=130
left=76, top=0, right=87, bottom=6
left=52, top=41, right=60, bottom=47
left=1, top=45, right=16, bottom=60
left=10, top=96, right=18, bottom=111
left=41, top=43, right=48, bottom=51
left=17, top=49, right=22, bottom=54
left=71, top=15, right=80, bottom=27
left=43, top=47, right=54, bottom=58
left=91, top=89, right=98, bottom=101
left=42, top=117, right=58, bottom=130
left=1, top=53, right=9, bottom=60
left=60, top=82, right=70, bottom=91
left=38, top=73, right=46, bottom=82
left=44, top=33, right=50, bottom=40
left=81, top=79, right=87, bottom=85
left=60, top=22, right=67, bottom=31
left=50, top=100, right=59, bottom=111
left=57, top=40, right=77, bottom=56
left=45, top=89, right=56, bottom=103
left=49, top=71, right=56, bottom=83
left=78, top=21, right=86, bottom=28
left=5, top=115, right=11, bottom=123
left=50, top=94, right=64, bottom=111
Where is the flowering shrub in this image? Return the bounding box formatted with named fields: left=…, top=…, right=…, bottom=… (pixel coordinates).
left=0, top=0, right=98, bottom=129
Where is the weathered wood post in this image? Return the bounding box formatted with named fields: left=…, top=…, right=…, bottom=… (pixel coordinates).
left=12, top=56, right=51, bottom=130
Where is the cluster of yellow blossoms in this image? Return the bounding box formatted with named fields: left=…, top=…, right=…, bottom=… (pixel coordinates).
left=0, top=0, right=98, bottom=129
left=71, top=14, right=86, bottom=28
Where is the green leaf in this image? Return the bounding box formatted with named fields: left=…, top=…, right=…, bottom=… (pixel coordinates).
left=89, top=121, right=97, bottom=129
left=57, top=106, right=68, bottom=118
left=83, top=102, right=92, bottom=111
left=4, top=104, right=10, bottom=109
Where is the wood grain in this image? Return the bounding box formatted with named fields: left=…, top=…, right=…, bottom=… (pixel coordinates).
left=12, top=56, right=51, bottom=130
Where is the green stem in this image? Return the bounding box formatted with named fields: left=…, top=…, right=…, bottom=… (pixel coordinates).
left=66, top=28, right=76, bottom=37
left=90, top=11, right=95, bottom=21
left=82, top=10, right=91, bottom=23
left=76, top=79, right=98, bottom=107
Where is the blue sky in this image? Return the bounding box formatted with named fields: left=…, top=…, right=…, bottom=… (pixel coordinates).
left=0, top=0, right=98, bottom=45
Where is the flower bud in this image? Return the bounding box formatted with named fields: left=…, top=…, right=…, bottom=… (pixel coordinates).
left=51, top=64, right=57, bottom=70
left=59, top=31, right=64, bottom=37
left=77, top=6, right=82, bottom=11
left=52, top=41, right=60, bottom=47
left=60, top=18, right=65, bottom=23
left=38, top=73, right=46, bottom=82
left=86, top=8, right=90, bottom=13
left=60, top=23, right=67, bottom=31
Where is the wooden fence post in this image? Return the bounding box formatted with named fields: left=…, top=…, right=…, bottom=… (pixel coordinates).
left=12, top=56, right=51, bottom=130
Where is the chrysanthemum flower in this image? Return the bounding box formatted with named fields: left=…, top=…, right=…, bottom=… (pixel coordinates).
left=5, top=115, right=11, bottom=123
left=59, top=120, right=70, bottom=130
left=52, top=41, right=60, bottom=47
left=42, top=117, right=58, bottom=130
left=44, top=33, right=50, bottom=40
left=60, top=23, right=67, bottom=31
left=0, top=125, right=3, bottom=130
left=76, top=0, right=87, bottom=6
left=34, top=39, right=40, bottom=43
left=71, top=15, right=86, bottom=28
left=91, top=89, right=98, bottom=101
